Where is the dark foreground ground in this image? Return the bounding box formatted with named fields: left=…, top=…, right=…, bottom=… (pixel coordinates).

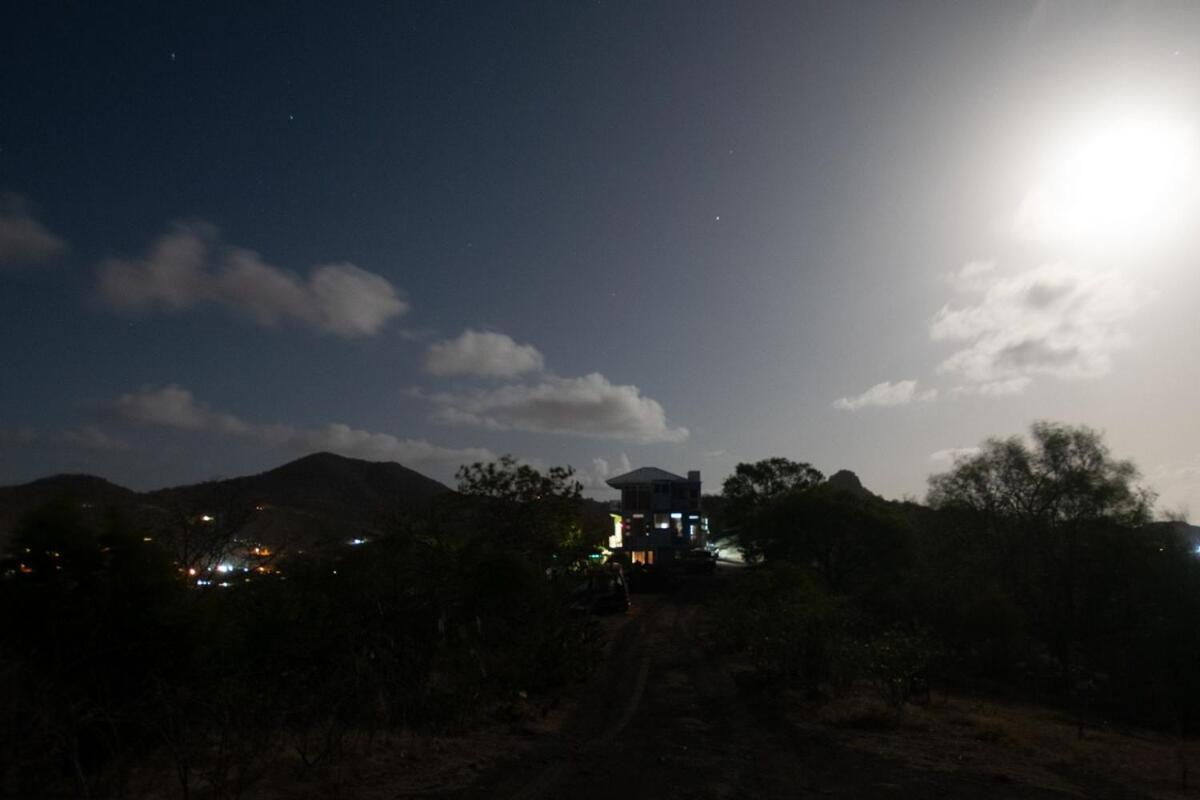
left=257, top=567, right=1197, bottom=800
left=412, top=568, right=1191, bottom=800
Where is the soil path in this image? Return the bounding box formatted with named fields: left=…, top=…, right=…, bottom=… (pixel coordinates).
left=444, top=569, right=1076, bottom=800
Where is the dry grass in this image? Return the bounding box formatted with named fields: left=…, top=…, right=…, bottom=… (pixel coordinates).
left=788, top=690, right=1200, bottom=798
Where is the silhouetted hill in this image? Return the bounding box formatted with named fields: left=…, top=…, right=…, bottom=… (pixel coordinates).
left=825, top=469, right=877, bottom=500
left=0, top=474, right=140, bottom=541
left=0, top=453, right=453, bottom=550
left=1144, top=520, right=1200, bottom=549
left=147, top=452, right=449, bottom=524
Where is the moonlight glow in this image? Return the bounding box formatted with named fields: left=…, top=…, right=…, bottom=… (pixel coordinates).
left=1017, top=110, right=1198, bottom=249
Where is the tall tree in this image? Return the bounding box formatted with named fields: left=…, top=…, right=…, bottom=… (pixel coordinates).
left=926, top=421, right=1154, bottom=690
left=455, top=455, right=588, bottom=564
left=722, top=458, right=823, bottom=513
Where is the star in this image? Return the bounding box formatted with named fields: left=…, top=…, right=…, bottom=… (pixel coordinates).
left=715, top=215, right=721, bottom=222
left=169, top=51, right=176, bottom=61
left=288, top=114, right=295, bottom=121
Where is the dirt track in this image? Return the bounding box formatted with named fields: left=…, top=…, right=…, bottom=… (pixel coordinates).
left=445, top=570, right=1080, bottom=800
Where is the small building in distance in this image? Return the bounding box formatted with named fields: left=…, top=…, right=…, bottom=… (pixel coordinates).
left=606, top=467, right=707, bottom=567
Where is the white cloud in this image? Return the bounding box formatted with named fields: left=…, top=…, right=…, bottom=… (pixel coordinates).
left=115, top=384, right=248, bottom=434
left=114, top=385, right=491, bottom=467
left=929, top=447, right=981, bottom=464
left=576, top=453, right=634, bottom=490
left=0, top=193, right=67, bottom=266
left=255, top=422, right=496, bottom=466
left=53, top=426, right=132, bottom=452
left=423, top=372, right=689, bottom=443
left=931, top=262, right=1147, bottom=389
left=425, top=330, right=545, bottom=378
left=1147, top=456, right=1200, bottom=523
left=946, top=259, right=996, bottom=290
left=833, top=380, right=935, bottom=411
left=98, top=222, right=407, bottom=337
left=948, top=377, right=1033, bottom=397
left=2, top=425, right=130, bottom=452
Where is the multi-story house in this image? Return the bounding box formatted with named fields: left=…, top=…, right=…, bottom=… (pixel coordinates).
left=606, top=467, right=707, bottom=566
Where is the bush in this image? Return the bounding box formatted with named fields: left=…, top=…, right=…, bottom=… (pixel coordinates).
left=0, top=501, right=603, bottom=797
left=717, top=563, right=849, bottom=695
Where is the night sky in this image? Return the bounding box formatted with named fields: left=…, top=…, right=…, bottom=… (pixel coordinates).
left=3, top=2, right=1199, bottom=514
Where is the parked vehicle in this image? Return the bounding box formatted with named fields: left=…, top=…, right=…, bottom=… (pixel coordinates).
left=568, top=564, right=631, bottom=614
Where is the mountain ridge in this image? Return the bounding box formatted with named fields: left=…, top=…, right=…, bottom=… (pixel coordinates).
left=0, top=452, right=454, bottom=547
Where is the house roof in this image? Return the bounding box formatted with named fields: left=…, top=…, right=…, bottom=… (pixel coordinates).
left=605, top=467, right=688, bottom=488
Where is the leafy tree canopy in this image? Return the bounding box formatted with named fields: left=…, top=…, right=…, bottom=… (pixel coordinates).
left=456, top=454, right=582, bottom=502
left=927, top=421, right=1153, bottom=529
left=455, top=455, right=588, bottom=564
left=722, top=457, right=824, bottom=512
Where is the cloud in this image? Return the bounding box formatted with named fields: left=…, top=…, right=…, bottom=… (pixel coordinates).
left=931, top=262, right=1147, bottom=389
left=53, top=426, right=132, bottom=452
left=423, top=372, right=689, bottom=443
left=114, top=385, right=492, bottom=466
left=929, top=446, right=981, bottom=464
left=833, top=380, right=936, bottom=411
left=98, top=222, right=407, bottom=336
left=425, top=330, right=545, bottom=378
left=0, top=193, right=67, bottom=266
left=948, top=377, right=1033, bottom=397
left=1, top=425, right=130, bottom=452
left=575, top=453, right=633, bottom=490
left=946, top=259, right=996, bottom=291
left=1147, top=456, right=1200, bottom=522
left=115, top=384, right=248, bottom=434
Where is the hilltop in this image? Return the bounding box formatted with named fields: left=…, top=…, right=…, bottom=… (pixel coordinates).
left=0, top=452, right=453, bottom=549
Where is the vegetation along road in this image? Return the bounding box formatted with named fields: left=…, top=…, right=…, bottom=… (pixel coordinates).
left=446, top=568, right=1139, bottom=800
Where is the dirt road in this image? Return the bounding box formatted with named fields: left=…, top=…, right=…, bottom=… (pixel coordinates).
left=447, top=570, right=1076, bottom=800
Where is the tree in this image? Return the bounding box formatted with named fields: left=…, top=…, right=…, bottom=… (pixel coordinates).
left=927, top=421, right=1151, bottom=528
left=743, top=486, right=911, bottom=608
left=718, top=458, right=824, bottom=543
left=455, top=455, right=589, bottom=564
left=926, top=421, right=1154, bottom=694
left=723, top=458, right=825, bottom=508
left=456, top=455, right=582, bottom=503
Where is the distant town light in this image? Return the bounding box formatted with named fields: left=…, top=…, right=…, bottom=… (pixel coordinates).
left=349, top=538, right=367, bottom=546
left=217, top=563, right=233, bottom=573
left=200, top=514, right=215, bottom=523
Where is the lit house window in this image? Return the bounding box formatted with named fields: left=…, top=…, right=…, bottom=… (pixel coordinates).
left=630, top=550, right=655, bottom=565
left=654, top=513, right=670, bottom=529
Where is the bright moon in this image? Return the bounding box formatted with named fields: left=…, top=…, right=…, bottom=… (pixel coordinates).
left=1016, top=110, right=1198, bottom=249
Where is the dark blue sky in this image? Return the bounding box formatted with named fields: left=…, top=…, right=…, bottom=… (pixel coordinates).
left=3, top=2, right=1200, bottom=512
